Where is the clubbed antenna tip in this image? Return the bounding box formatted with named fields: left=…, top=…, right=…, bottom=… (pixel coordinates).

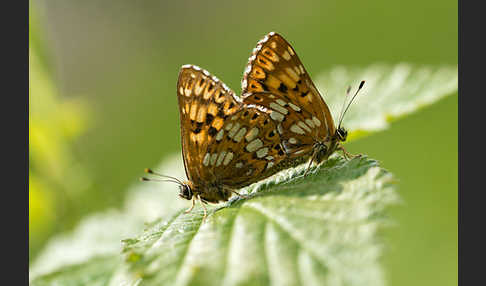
left=359, top=80, right=365, bottom=89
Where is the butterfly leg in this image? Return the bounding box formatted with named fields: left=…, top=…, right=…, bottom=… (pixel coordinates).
left=303, top=152, right=316, bottom=176
left=198, top=196, right=208, bottom=222
left=184, top=198, right=196, bottom=213
left=338, top=145, right=360, bottom=160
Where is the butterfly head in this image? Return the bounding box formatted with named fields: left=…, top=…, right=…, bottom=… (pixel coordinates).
left=178, top=183, right=194, bottom=200
left=336, top=127, right=348, bottom=142
left=141, top=168, right=195, bottom=200
left=336, top=80, right=365, bottom=142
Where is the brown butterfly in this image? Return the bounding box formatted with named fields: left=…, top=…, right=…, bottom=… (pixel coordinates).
left=143, top=65, right=289, bottom=219
left=241, top=32, right=364, bottom=173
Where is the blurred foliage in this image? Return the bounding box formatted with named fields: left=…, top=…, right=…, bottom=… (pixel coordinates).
left=29, top=4, right=92, bottom=260
left=29, top=0, right=457, bottom=285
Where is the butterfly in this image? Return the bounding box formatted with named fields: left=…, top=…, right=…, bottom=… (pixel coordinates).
left=241, top=32, right=364, bottom=173
left=143, top=64, right=290, bottom=220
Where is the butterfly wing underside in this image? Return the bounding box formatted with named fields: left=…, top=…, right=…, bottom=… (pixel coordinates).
left=177, top=65, right=285, bottom=189
left=241, top=32, right=336, bottom=157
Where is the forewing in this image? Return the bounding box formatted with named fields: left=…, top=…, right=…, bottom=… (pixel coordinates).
left=241, top=32, right=336, bottom=156
left=177, top=65, right=241, bottom=185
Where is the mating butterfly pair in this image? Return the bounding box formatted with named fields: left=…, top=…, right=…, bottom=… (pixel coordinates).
left=143, top=32, right=364, bottom=219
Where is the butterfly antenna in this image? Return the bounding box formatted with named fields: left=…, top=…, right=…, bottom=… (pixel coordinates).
left=140, top=177, right=183, bottom=185
left=337, top=86, right=352, bottom=128
left=144, top=168, right=183, bottom=184
left=338, top=80, right=365, bottom=128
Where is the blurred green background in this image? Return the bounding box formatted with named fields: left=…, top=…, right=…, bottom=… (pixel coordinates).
left=29, top=0, right=457, bottom=285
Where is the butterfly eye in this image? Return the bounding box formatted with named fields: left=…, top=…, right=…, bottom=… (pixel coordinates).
left=179, top=185, right=193, bottom=200
left=337, top=128, right=347, bottom=142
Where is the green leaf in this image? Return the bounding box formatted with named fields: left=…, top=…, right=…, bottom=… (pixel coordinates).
left=29, top=211, right=143, bottom=283
left=315, top=63, right=457, bottom=140
left=119, top=156, right=397, bottom=286
left=30, top=256, right=120, bottom=286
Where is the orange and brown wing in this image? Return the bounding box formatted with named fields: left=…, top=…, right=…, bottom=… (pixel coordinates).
left=203, top=105, right=285, bottom=188
left=241, top=32, right=336, bottom=157
left=177, top=65, right=241, bottom=185
left=177, top=65, right=285, bottom=189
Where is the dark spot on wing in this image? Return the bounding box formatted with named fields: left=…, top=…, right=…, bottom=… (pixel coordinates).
left=206, top=114, right=215, bottom=125
left=217, top=109, right=225, bottom=118
left=278, top=83, right=288, bottom=93
left=261, top=82, right=269, bottom=91
left=208, top=126, right=218, bottom=137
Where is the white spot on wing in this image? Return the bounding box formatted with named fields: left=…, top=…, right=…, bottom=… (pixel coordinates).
left=210, top=153, right=218, bottom=166
left=228, top=123, right=241, bottom=138
left=223, top=152, right=234, bottom=166
left=290, top=124, right=305, bottom=134
left=216, top=151, right=227, bottom=167
left=225, top=123, right=234, bottom=131
left=285, top=67, right=300, bottom=82
left=256, top=147, right=269, bottom=158
left=245, top=65, right=252, bottom=74
left=269, top=102, right=288, bottom=115
left=276, top=99, right=287, bottom=106
left=184, top=87, right=192, bottom=97
left=195, top=82, right=204, bottom=96
left=298, top=121, right=312, bottom=133
left=233, top=127, right=247, bottom=143
left=270, top=111, right=285, bottom=122
left=305, top=119, right=315, bottom=128
left=216, top=129, right=224, bottom=141
left=288, top=102, right=301, bottom=112
left=246, top=139, right=263, bottom=152
left=245, top=127, right=259, bottom=142
left=203, top=153, right=210, bottom=166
